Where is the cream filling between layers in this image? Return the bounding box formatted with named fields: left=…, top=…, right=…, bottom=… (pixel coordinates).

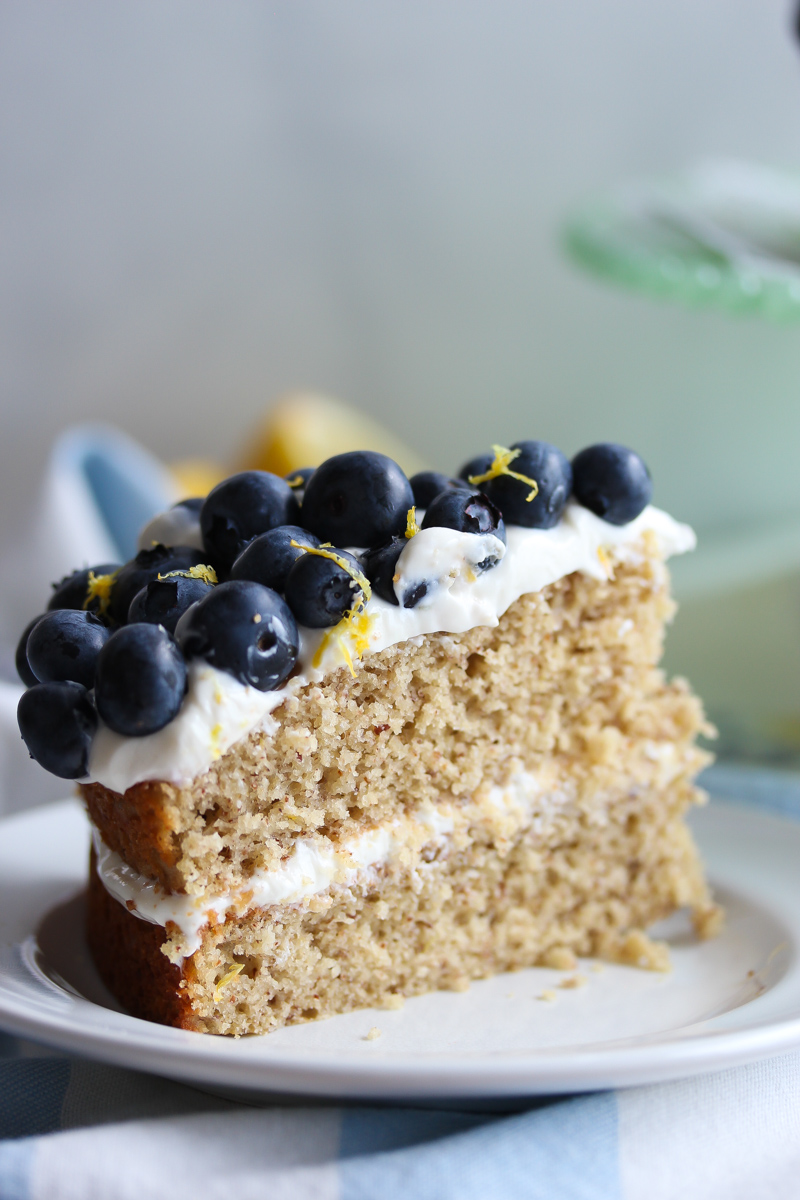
left=87, top=502, right=694, bottom=793
left=93, top=765, right=571, bottom=961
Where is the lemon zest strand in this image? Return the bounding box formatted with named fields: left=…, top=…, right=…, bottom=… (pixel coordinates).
left=468, top=444, right=539, bottom=502
left=289, top=542, right=372, bottom=603
left=291, top=541, right=374, bottom=674
left=337, top=635, right=356, bottom=678
left=333, top=605, right=375, bottom=677
left=405, top=506, right=421, bottom=539
left=312, top=605, right=375, bottom=674
left=209, top=722, right=223, bottom=760
left=597, top=546, right=615, bottom=581
left=83, top=569, right=119, bottom=616
left=312, top=632, right=331, bottom=670
left=159, top=564, right=218, bottom=585
left=214, top=962, right=244, bottom=1002
left=348, top=610, right=373, bottom=657
left=286, top=474, right=306, bottom=490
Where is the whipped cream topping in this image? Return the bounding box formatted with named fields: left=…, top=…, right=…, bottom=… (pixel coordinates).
left=93, top=763, right=571, bottom=959
left=90, top=662, right=286, bottom=793
left=87, top=502, right=694, bottom=793
left=392, top=527, right=506, bottom=608
left=93, top=803, right=457, bottom=959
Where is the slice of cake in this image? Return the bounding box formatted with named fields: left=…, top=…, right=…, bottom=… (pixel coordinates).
left=17, top=439, right=718, bottom=1035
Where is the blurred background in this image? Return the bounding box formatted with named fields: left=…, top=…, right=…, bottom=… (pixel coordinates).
left=3, top=0, right=800, bottom=797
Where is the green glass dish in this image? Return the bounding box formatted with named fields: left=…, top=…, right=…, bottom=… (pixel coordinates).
left=564, top=161, right=800, bottom=320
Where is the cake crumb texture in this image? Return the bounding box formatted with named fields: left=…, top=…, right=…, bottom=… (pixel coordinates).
left=83, top=549, right=712, bottom=899
left=88, top=772, right=711, bottom=1035
left=85, top=544, right=716, bottom=1037
left=694, top=903, right=725, bottom=940
left=541, top=946, right=578, bottom=971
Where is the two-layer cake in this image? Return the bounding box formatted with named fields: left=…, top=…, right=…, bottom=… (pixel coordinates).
left=17, top=439, right=718, bottom=1034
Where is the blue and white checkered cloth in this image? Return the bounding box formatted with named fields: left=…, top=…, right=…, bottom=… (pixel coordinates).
left=1, top=765, right=800, bottom=1200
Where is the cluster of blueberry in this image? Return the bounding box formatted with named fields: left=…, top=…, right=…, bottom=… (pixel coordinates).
left=15, top=440, right=651, bottom=781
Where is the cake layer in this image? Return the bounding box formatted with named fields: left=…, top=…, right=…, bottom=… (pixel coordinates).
left=83, top=544, right=709, bottom=898
left=87, top=776, right=717, bottom=1036
left=84, top=502, right=694, bottom=795
left=89, top=735, right=705, bottom=961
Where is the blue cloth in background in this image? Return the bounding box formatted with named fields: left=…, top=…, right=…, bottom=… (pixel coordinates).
left=51, top=424, right=176, bottom=562
left=1, top=771, right=799, bottom=1200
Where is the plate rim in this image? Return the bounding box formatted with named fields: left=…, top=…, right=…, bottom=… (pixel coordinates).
left=1, top=796, right=800, bottom=1099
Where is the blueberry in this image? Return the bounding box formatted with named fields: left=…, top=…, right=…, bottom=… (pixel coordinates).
left=95, top=624, right=188, bottom=737
left=300, top=451, right=414, bottom=547
left=422, top=490, right=506, bottom=549
left=18, top=681, right=98, bottom=779
left=457, top=453, right=493, bottom=485
left=409, top=471, right=470, bottom=509
left=200, top=472, right=299, bottom=572
left=229, top=525, right=321, bottom=593
left=137, top=498, right=205, bottom=553
left=284, top=548, right=367, bottom=628
left=175, top=580, right=299, bottom=691
left=128, top=575, right=215, bottom=633
left=362, top=538, right=405, bottom=606
left=284, top=467, right=315, bottom=502
left=571, top=443, right=653, bottom=525
left=26, top=609, right=110, bottom=689
left=16, top=614, right=46, bottom=687
left=108, top=544, right=207, bottom=626
left=482, top=442, right=572, bottom=529
left=362, top=537, right=434, bottom=609
left=48, top=563, right=121, bottom=617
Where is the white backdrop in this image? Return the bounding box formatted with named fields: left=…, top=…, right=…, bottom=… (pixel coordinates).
left=1, top=0, right=800, bottom=545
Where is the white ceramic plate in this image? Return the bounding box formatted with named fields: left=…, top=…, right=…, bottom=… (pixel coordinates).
left=0, top=797, right=798, bottom=1102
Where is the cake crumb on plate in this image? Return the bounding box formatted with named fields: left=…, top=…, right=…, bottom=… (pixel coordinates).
left=541, top=946, right=577, bottom=970
left=381, top=994, right=405, bottom=1010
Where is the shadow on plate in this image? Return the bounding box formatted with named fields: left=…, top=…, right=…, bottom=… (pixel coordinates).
left=35, top=889, right=124, bottom=1013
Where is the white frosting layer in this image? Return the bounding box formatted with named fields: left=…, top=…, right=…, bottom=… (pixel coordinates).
left=90, top=662, right=286, bottom=792
left=88, top=502, right=694, bottom=793
left=92, top=763, right=570, bottom=959
left=392, top=527, right=506, bottom=608
left=93, top=803, right=456, bottom=959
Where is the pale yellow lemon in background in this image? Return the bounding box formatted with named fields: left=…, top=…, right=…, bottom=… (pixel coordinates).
left=239, top=391, right=428, bottom=478
left=169, top=391, right=428, bottom=498
left=169, top=457, right=228, bottom=500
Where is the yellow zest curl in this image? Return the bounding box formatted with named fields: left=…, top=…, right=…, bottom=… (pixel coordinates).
left=348, top=610, right=373, bottom=657
left=83, top=569, right=119, bottom=616
left=286, top=474, right=306, bottom=490
left=336, top=635, right=356, bottom=677
left=295, top=542, right=375, bottom=677
left=214, top=962, right=244, bottom=1002
left=289, top=542, right=372, bottom=604
left=313, top=607, right=375, bottom=677
left=405, top=506, right=421, bottom=539
left=597, top=546, right=615, bottom=581
left=468, top=444, right=539, bottom=502
left=159, top=564, right=218, bottom=585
